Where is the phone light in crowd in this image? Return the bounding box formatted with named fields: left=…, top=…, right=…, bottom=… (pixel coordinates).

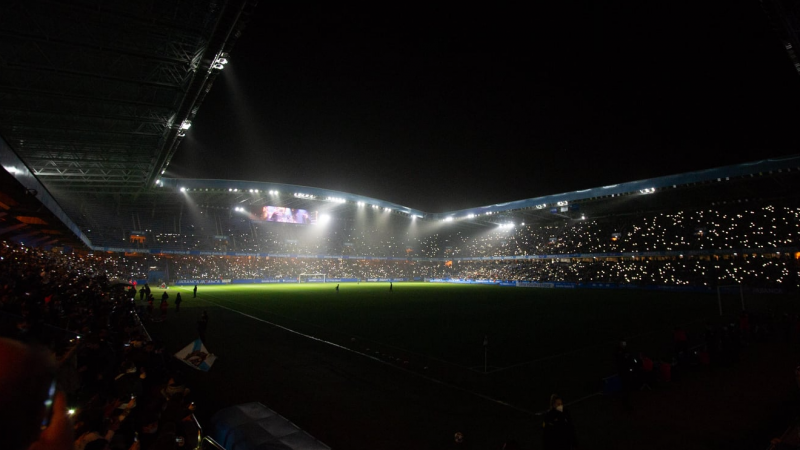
left=581, top=215, right=586, bottom=220
left=67, top=409, right=76, bottom=416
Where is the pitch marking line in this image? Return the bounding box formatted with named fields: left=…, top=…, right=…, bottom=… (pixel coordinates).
left=488, top=317, right=708, bottom=374
left=188, top=290, right=477, bottom=372
left=176, top=288, right=537, bottom=416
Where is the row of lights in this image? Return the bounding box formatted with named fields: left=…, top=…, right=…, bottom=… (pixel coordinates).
left=176, top=186, right=413, bottom=218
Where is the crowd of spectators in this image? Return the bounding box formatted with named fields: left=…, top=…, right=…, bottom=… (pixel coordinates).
left=67, top=203, right=800, bottom=260
left=0, top=241, right=200, bottom=450
left=43, top=201, right=800, bottom=290
left=87, top=252, right=797, bottom=290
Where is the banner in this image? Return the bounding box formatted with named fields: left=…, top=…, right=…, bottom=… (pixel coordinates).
left=175, top=339, right=216, bottom=372
left=175, top=280, right=224, bottom=286
left=517, top=281, right=555, bottom=289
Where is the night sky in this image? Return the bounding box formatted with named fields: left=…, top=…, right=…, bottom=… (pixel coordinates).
left=168, top=2, right=800, bottom=212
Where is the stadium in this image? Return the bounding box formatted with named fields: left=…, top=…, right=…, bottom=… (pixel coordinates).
left=2, top=2, right=800, bottom=450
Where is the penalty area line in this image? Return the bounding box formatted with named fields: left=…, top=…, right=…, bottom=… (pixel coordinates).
left=177, top=287, right=536, bottom=416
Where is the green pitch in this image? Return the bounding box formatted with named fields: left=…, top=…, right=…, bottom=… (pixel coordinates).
left=159, top=282, right=776, bottom=370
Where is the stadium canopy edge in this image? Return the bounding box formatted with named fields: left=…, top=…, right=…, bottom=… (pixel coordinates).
left=156, top=154, right=800, bottom=219
left=156, top=178, right=428, bottom=218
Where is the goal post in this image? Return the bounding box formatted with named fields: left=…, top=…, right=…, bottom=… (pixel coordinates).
left=717, top=284, right=745, bottom=316
left=298, top=273, right=326, bottom=283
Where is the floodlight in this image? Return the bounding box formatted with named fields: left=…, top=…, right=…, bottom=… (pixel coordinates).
left=180, top=120, right=192, bottom=130
left=444, top=217, right=454, bottom=222
left=318, top=214, right=331, bottom=224
left=179, top=187, right=186, bottom=192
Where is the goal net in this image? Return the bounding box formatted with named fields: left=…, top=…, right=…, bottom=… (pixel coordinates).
left=717, top=284, right=745, bottom=316
left=298, top=273, right=326, bottom=283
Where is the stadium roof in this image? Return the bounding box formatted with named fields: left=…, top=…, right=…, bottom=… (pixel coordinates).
left=0, top=0, right=257, bottom=194
left=0, top=134, right=89, bottom=248
left=156, top=154, right=800, bottom=220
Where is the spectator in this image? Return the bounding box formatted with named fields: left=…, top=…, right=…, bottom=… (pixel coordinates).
left=198, top=311, right=208, bottom=343
left=541, top=394, right=577, bottom=450
left=0, top=337, right=73, bottom=450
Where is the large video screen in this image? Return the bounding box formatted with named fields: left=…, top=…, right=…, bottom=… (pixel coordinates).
left=261, top=206, right=316, bottom=225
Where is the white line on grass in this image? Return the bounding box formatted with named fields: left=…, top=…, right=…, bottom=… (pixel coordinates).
left=173, top=287, right=538, bottom=416
left=187, top=287, right=477, bottom=372
left=488, top=317, right=708, bottom=374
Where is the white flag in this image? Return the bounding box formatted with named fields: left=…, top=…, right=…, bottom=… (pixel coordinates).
left=175, top=338, right=217, bottom=372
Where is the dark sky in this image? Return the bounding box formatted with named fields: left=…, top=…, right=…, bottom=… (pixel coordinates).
left=168, top=1, right=800, bottom=212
